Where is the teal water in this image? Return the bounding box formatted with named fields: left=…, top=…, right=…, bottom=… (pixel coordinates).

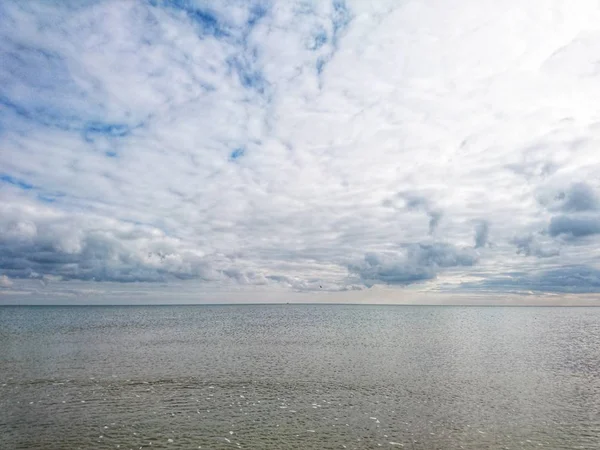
left=1, top=305, right=599, bottom=449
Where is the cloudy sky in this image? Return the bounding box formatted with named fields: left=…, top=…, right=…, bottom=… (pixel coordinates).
left=2, top=0, right=600, bottom=304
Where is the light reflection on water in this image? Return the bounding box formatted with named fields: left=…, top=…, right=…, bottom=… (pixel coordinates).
left=1, top=305, right=599, bottom=449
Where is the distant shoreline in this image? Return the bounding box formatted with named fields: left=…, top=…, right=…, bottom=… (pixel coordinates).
left=2, top=302, right=600, bottom=307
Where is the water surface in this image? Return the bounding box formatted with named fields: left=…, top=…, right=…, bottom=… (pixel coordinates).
left=1, top=305, right=599, bottom=449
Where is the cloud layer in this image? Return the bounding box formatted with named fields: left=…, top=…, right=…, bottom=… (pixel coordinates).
left=2, top=0, right=600, bottom=300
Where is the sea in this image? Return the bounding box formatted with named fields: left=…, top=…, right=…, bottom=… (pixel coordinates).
left=1, top=305, right=599, bottom=449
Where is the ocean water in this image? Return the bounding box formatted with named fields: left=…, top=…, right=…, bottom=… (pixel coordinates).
left=1, top=305, right=599, bottom=450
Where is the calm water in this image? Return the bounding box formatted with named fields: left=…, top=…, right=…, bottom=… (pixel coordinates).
left=1, top=305, right=599, bottom=450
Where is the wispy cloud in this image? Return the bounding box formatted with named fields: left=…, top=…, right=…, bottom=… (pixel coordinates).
left=2, top=0, right=600, bottom=302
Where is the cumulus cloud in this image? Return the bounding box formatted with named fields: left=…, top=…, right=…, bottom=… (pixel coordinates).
left=349, top=243, right=477, bottom=287
left=2, top=0, right=600, bottom=300
left=0, top=201, right=214, bottom=282
left=512, top=233, right=559, bottom=258
left=556, top=183, right=599, bottom=212
left=0, top=275, right=13, bottom=288
left=548, top=215, right=600, bottom=239
left=539, top=182, right=600, bottom=212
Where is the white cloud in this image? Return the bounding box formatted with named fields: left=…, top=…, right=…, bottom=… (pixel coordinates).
left=2, top=0, right=600, bottom=301
left=0, top=275, right=13, bottom=288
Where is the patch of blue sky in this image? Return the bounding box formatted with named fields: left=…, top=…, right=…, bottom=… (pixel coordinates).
left=227, top=56, right=268, bottom=94
left=247, top=3, right=268, bottom=28
left=37, top=193, right=62, bottom=203
left=83, top=122, right=132, bottom=141
left=85, top=122, right=131, bottom=136
left=2, top=40, right=69, bottom=91
left=0, top=98, right=137, bottom=144
left=316, top=57, right=328, bottom=75
left=331, top=0, right=352, bottom=44
left=1, top=174, right=65, bottom=204
left=307, top=26, right=328, bottom=51
left=150, top=0, right=230, bottom=38
left=0, top=174, right=33, bottom=190
left=0, top=36, right=98, bottom=130
left=0, top=95, right=83, bottom=131
left=229, top=147, right=245, bottom=161
left=149, top=1, right=271, bottom=95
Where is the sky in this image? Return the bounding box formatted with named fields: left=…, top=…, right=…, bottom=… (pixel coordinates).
left=2, top=0, right=600, bottom=305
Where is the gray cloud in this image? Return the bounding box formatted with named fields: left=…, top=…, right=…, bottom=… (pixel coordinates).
left=0, top=202, right=236, bottom=283
left=390, top=193, right=443, bottom=235
left=512, top=233, right=559, bottom=258
left=461, top=265, right=600, bottom=294
left=474, top=221, right=490, bottom=249
left=540, top=182, right=600, bottom=213
left=349, top=243, right=477, bottom=287
left=428, top=210, right=443, bottom=235
left=401, top=193, right=430, bottom=210
left=556, top=182, right=599, bottom=212
left=548, top=215, right=600, bottom=238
